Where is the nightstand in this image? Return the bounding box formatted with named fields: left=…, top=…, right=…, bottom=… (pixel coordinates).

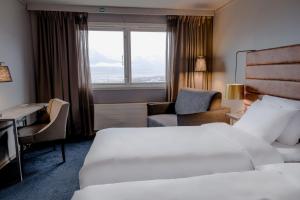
left=226, top=112, right=244, bottom=125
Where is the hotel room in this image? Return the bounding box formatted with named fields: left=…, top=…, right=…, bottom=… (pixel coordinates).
left=0, top=0, right=300, bottom=199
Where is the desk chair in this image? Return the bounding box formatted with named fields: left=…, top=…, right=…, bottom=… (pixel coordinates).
left=18, top=99, right=69, bottom=166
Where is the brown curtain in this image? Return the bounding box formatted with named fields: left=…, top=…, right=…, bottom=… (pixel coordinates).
left=32, top=11, right=94, bottom=137
left=167, top=16, right=213, bottom=101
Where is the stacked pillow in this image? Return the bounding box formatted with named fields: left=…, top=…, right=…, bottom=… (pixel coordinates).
left=261, top=95, right=300, bottom=145
left=233, top=99, right=297, bottom=144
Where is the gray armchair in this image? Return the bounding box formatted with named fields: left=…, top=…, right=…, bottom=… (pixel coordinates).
left=18, top=98, right=69, bottom=163
left=147, top=89, right=230, bottom=127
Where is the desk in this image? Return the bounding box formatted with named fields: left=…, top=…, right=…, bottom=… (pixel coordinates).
left=0, top=103, right=47, bottom=181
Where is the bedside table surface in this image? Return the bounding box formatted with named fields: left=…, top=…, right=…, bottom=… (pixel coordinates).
left=226, top=112, right=244, bottom=121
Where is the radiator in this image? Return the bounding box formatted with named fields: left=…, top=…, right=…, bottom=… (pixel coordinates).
left=94, top=103, right=147, bottom=130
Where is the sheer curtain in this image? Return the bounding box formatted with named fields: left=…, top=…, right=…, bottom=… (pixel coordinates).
left=166, top=16, right=213, bottom=101
left=32, top=11, right=94, bottom=137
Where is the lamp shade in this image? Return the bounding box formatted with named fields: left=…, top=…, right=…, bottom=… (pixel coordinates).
left=225, top=83, right=244, bottom=100
left=195, top=56, right=207, bottom=72
left=0, top=66, right=12, bottom=82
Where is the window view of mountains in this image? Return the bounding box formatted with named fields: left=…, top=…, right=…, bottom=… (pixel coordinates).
left=89, top=49, right=165, bottom=84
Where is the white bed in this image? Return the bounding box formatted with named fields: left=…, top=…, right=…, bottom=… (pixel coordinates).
left=79, top=45, right=300, bottom=191
left=80, top=94, right=300, bottom=188
left=79, top=123, right=283, bottom=188
left=73, top=163, right=300, bottom=200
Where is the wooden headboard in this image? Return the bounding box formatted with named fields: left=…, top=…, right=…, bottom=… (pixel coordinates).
left=244, top=44, right=300, bottom=108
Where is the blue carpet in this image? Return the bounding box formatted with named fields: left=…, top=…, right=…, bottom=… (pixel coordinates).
left=0, top=140, right=92, bottom=200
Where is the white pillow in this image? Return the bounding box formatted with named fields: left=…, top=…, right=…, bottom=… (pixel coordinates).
left=233, top=100, right=297, bottom=144
left=262, top=95, right=300, bottom=145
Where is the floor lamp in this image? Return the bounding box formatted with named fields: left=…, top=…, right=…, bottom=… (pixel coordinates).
left=195, top=56, right=207, bottom=89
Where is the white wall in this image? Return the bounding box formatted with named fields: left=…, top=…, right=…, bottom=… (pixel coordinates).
left=0, top=0, right=35, bottom=111
left=213, top=0, right=300, bottom=112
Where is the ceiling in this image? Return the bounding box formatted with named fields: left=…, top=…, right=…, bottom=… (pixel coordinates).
left=26, top=0, right=232, bottom=10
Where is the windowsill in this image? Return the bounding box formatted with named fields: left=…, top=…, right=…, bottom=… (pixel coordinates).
left=92, top=84, right=166, bottom=91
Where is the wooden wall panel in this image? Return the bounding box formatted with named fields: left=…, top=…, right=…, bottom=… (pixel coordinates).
left=247, top=45, right=300, bottom=66
left=246, top=79, right=300, bottom=100
left=245, top=44, right=300, bottom=106
left=246, top=64, right=300, bottom=81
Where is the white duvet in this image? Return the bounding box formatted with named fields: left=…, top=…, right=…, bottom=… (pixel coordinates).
left=73, top=163, right=300, bottom=200
left=79, top=123, right=283, bottom=188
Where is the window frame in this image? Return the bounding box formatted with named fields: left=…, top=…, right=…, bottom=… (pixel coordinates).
left=88, top=22, right=167, bottom=90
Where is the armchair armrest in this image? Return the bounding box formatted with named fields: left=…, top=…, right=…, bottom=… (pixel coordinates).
left=177, top=107, right=231, bottom=126
left=147, top=102, right=175, bottom=116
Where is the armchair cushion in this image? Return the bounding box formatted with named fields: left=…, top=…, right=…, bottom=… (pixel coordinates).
left=175, top=89, right=218, bottom=115
left=147, top=114, right=177, bottom=127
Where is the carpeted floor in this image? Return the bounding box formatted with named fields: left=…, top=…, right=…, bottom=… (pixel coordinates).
left=0, top=140, right=92, bottom=200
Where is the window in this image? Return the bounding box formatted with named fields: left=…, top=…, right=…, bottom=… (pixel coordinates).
left=88, top=23, right=166, bottom=88
left=131, top=31, right=166, bottom=83
left=89, top=31, right=124, bottom=84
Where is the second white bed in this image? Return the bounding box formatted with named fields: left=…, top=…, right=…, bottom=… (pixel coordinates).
left=73, top=163, right=300, bottom=200
left=79, top=123, right=283, bottom=188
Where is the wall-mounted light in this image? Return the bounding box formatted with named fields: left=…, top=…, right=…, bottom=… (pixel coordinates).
left=0, top=62, right=12, bottom=83
left=225, top=50, right=256, bottom=100
left=0, top=62, right=13, bottom=118
left=225, top=84, right=245, bottom=100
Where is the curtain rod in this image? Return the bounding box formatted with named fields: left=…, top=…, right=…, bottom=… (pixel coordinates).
left=27, top=3, right=215, bottom=16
